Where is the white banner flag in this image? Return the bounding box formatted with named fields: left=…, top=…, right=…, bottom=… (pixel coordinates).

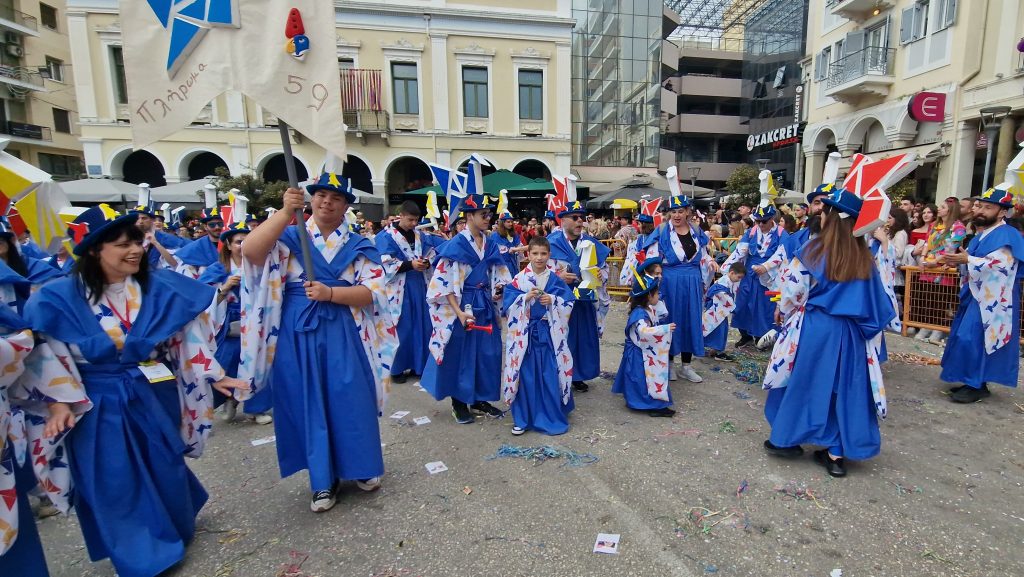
left=120, top=0, right=346, bottom=159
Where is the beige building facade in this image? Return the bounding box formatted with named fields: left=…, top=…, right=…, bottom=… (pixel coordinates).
left=66, top=0, right=573, bottom=209
left=801, top=0, right=1024, bottom=200
left=0, top=0, right=82, bottom=178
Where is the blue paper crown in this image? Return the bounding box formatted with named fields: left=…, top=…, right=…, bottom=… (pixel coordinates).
left=636, top=255, right=662, bottom=275
left=807, top=182, right=834, bottom=205
left=637, top=214, right=654, bottom=224
left=307, top=172, right=356, bottom=203
left=630, top=271, right=660, bottom=298
left=200, top=206, right=223, bottom=223
left=978, top=185, right=1014, bottom=208
left=821, top=186, right=863, bottom=218
left=498, top=211, right=515, bottom=221
left=543, top=210, right=556, bottom=220
left=753, top=204, right=778, bottom=221
left=129, top=202, right=156, bottom=217
left=668, top=195, right=691, bottom=210
left=67, top=204, right=139, bottom=256
left=219, top=218, right=250, bottom=241
left=458, top=194, right=492, bottom=213
left=558, top=200, right=586, bottom=218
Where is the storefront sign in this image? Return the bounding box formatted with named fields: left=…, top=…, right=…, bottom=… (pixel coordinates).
left=746, top=123, right=804, bottom=152
left=908, top=92, right=946, bottom=122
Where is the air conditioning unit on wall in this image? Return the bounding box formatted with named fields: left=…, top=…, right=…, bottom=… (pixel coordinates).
left=5, top=44, right=23, bottom=58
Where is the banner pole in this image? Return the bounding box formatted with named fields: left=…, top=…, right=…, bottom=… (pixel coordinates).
left=277, top=119, right=316, bottom=281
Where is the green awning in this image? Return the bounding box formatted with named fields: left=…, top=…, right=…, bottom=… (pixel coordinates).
left=403, top=169, right=556, bottom=196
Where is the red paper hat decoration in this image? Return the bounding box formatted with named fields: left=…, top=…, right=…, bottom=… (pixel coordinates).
left=841, top=152, right=920, bottom=237
left=639, top=197, right=664, bottom=227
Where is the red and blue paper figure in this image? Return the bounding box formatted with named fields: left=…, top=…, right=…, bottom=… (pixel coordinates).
left=284, top=8, right=309, bottom=60
left=841, top=152, right=919, bottom=237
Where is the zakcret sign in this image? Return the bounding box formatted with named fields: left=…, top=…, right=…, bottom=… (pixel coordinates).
left=747, top=123, right=805, bottom=152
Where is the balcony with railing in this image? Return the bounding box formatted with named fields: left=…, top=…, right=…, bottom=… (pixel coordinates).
left=340, top=68, right=392, bottom=139
left=825, top=46, right=896, bottom=104
left=3, top=121, right=52, bottom=141
left=0, top=64, right=45, bottom=92
left=828, top=0, right=894, bottom=23
left=0, top=4, right=38, bottom=36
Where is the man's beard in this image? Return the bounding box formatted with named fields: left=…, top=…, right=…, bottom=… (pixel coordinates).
left=972, top=214, right=997, bottom=228
left=808, top=214, right=822, bottom=235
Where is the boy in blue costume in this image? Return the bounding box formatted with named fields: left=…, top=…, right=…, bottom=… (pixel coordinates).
left=702, top=262, right=746, bottom=362
left=938, top=184, right=1024, bottom=403
left=422, top=193, right=512, bottom=423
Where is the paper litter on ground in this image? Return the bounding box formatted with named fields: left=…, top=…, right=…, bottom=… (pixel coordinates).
left=389, top=411, right=410, bottom=419
left=593, top=533, right=620, bottom=554
left=250, top=435, right=276, bottom=447
left=425, top=461, right=448, bottom=474
left=413, top=416, right=431, bottom=425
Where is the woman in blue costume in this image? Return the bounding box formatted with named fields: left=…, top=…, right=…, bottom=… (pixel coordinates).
left=491, top=210, right=526, bottom=276
left=238, top=175, right=398, bottom=513
left=501, top=236, right=575, bottom=435
left=0, top=219, right=63, bottom=312
left=197, top=220, right=273, bottom=424
left=612, top=270, right=676, bottom=417
left=422, top=193, right=511, bottom=423
left=761, top=188, right=895, bottom=478
left=646, top=194, right=716, bottom=383
left=23, top=205, right=245, bottom=577
left=938, top=185, right=1024, bottom=403
left=722, top=204, right=786, bottom=347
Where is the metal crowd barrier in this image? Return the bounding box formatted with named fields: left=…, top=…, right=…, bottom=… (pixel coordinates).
left=900, top=266, right=1024, bottom=340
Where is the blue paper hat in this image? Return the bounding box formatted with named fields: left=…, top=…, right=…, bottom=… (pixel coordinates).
left=636, top=255, right=662, bottom=275
left=637, top=214, right=654, bottom=224
left=67, top=204, right=140, bottom=256
left=307, top=172, right=356, bottom=203
left=129, top=203, right=156, bottom=217
left=629, top=271, right=660, bottom=298
left=558, top=200, right=586, bottom=218
left=807, top=182, right=834, bottom=205
left=200, top=206, right=224, bottom=224
left=543, top=210, right=556, bottom=220
left=821, top=186, right=863, bottom=218
left=667, top=195, right=691, bottom=210
left=219, top=219, right=250, bottom=242
left=978, top=185, right=1014, bottom=208
left=752, top=204, right=778, bottom=221
left=498, top=211, right=515, bottom=221
left=457, top=193, right=492, bottom=213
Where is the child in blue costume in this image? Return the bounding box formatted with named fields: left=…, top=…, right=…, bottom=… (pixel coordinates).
left=197, top=220, right=273, bottom=424
left=491, top=210, right=527, bottom=276
left=938, top=185, right=1024, bottom=403
left=722, top=204, right=786, bottom=346
left=376, top=201, right=444, bottom=383
left=761, top=188, right=895, bottom=478
left=618, top=214, right=659, bottom=285
left=702, top=262, right=746, bottom=361
left=547, top=201, right=610, bottom=393
left=24, top=205, right=245, bottom=577
left=612, top=271, right=676, bottom=416
left=422, top=194, right=512, bottom=424
left=238, top=175, right=398, bottom=514
left=502, top=236, right=575, bottom=435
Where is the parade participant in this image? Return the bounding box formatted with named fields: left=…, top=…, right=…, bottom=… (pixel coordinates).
left=0, top=219, right=63, bottom=313
left=548, top=199, right=610, bottom=393
left=45, top=243, right=74, bottom=275
left=723, top=200, right=786, bottom=348
left=17, top=230, right=48, bottom=260
left=782, top=154, right=840, bottom=264
left=636, top=256, right=668, bottom=323
left=174, top=184, right=224, bottom=279
left=24, top=204, right=245, bottom=576
left=646, top=168, right=716, bottom=382
left=376, top=201, right=443, bottom=383
left=238, top=174, right=397, bottom=513
left=793, top=203, right=808, bottom=227
left=129, top=184, right=187, bottom=271
left=491, top=211, right=528, bottom=275
left=421, top=193, right=511, bottom=423
left=702, top=262, right=746, bottom=362
left=198, top=215, right=273, bottom=425
left=542, top=210, right=557, bottom=235
left=938, top=185, right=1024, bottom=403
left=761, top=187, right=895, bottom=478
left=501, top=236, right=575, bottom=435
left=612, top=271, right=675, bottom=417
left=619, top=200, right=660, bottom=285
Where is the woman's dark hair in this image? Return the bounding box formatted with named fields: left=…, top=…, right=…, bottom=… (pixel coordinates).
left=73, top=221, right=148, bottom=304
left=1, top=235, right=28, bottom=277
left=801, top=208, right=873, bottom=282
left=887, top=207, right=912, bottom=240
left=781, top=213, right=799, bottom=234
left=628, top=286, right=657, bottom=312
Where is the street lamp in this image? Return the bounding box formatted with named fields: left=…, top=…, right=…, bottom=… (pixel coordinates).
left=979, top=106, right=1012, bottom=192
left=756, top=158, right=771, bottom=171
left=686, top=166, right=701, bottom=198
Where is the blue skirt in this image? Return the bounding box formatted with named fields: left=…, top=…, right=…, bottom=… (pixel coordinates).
left=391, top=272, right=431, bottom=376
left=566, top=300, right=601, bottom=381
left=271, top=289, right=384, bottom=491
left=940, top=283, right=1021, bottom=388
left=732, top=273, right=777, bottom=339
left=661, top=264, right=705, bottom=356
left=763, top=308, right=880, bottom=460
left=612, top=341, right=672, bottom=410
left=70, top=365, right=208, bottom=577
left=0, top=455, right=50, bottom=577
left=705, top=318, right=729, bottom=352
left=421, top=286, right=501, bottom=404
left=509, top=319, right=571, bottom=435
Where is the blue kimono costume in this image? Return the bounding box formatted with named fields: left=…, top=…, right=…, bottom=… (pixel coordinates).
left=0, top=258, right=63, bottom=314
left=422, top=233, right=507, bottom=404
left=940, top=225, right=1024, bottom=389
left=612, top=307, right=673, bottom=410
left=502, top=271, right=575, bottom=434
left=45, top=254, right=75, bottom=275
left=703, top=280, right=734, bottom=351
left=730, top=227, right=784, bottom=339
left=270, top=227, right=385, bottom=490
left=19, top=240, right=48, bottom=260
left=650, top=224, right=710, bottom=356
left=146, top=230, right=188, bottom=268
left=174, top=236, right=219, bottom=276
left=490, top=231, right=523, bottom=276
left=23, top=271, right=218, bottom=577
left=546, top=230, right=610, bottom=381
left=782, top=227, right=811, bottom=262
left=764, top=250, right=895, bottom=460
left=376, top=228, right=443, bottom=377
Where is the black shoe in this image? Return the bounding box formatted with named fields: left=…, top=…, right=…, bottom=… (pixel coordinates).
left=947, top=384, right=965, bottom=394
left=713, top=351, right=736, bottom=362
left=451, top=401, right=475, bottom=424
left=572, top=381, right=590, bottom=393
left=950, top=384, right=991, bottom=404
left=813, top=449, right=847, bottom=478
left=735, top=335, right=754, bottom=348
left=763, top=440, right=803, bottom=458
left=391, top=372, right=408, bottom=384
left=470, top=401, right=505, bottom=417
left=647, top=407, right=676, bottom=417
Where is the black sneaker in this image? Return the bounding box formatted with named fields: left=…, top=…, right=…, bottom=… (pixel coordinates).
left=713, top=351, right=736, bottom=362
left=451, top=401, right=475, bottom=424
left=572, top=381, right=590, bottom=393
left=310, top=487, right=337, bottom=512
left=470, top=401, right=505, bottom=417
left=763, top=439, right=803, bottom=458
left=735, top=335, right=754, bottom=348
left=391, top=372, right=408, bottom=384
left=950, top=384, right=991, bottom=404
left=647, top=407, right=676, bottom=418
left=813, top=449, right=847, bottom=478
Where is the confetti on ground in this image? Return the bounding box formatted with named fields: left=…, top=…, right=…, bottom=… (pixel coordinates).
left=486, top=444, right=598, bottom=467
left=730, top=359, right=764, bottom=384
left=705, top=564, right=718, bottom=573
left=653, top=428, right=702, bottom=439
left=775, top=481, right=827, bottom=509
left=889, top=351, right=942, bottom=366
left=672, top=507, right=751, bottom=535
left=830, top=569, right=843, bottom=577
left=250, top=436, right=276, bottom=447
left=276, top=550, right=309, bottom=577
left=1015, top=402, right=1024, bottom=414
left=736, top=479, right=749, bottom=497
left=921, top=550, right=957, bottom=566
left=462, top=486, right=473, bottom=495
left=719, top=421, right=737, bottom=433
left=733, top=390, right=752, bottom=400
left=578, top=428, right=615, bottom=445
left=890, top=481, right=924, bottom=495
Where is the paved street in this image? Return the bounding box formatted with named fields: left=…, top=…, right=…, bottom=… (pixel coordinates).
left=36, top=302, right=1024, bottom=577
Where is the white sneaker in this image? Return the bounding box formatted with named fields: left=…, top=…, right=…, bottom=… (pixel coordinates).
left=914, top=329, right=932, bottom=341
left=669, top=368, right=678, bottom=381
left=220, top=399, right=237, bottom=422
left=679, top=365, right=703, bottom=383
left=355, top=476, right=382, bottom=492
left=254, top=413, right=273, bottom=425
left=310, top=488, right=336, bottom=513
left=756, top=329, right=778, bottom=351
left=511, top=426, right=526, bottom=436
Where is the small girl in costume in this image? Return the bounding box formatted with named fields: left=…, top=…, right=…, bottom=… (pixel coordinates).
left=612, top=271, right=676, bottom=417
